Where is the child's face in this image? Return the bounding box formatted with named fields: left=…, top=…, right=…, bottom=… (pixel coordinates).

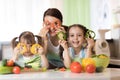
left=44, top=16, right=61, bottom=36
left=20, top=39, right=33, bottom=57
left=68, top=26, right=85, bottom=48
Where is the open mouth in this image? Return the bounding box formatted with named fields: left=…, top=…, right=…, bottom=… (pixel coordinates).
left=72, top=41, right=79, bottom=44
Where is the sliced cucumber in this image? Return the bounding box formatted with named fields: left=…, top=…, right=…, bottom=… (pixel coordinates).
left=0, top=66, right=13, bottom=74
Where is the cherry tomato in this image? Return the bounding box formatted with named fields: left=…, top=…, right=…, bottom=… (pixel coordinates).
left=7, top=60, right=14, bottom=66
left=59, top=67, right=66, bottom=71
left=13, top=66, right=21, bottom=74
left=85, top=64, right=96, bottom=73
left=70, top=62, right=82, bottom=73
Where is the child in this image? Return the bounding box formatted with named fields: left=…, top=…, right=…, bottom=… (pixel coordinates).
left=11, top=31, right=49, bottom=69
left=60, top=24, right=95, bottom=66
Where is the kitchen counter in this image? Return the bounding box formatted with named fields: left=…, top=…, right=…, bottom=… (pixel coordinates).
left=0, top=68, right=120, bottom=80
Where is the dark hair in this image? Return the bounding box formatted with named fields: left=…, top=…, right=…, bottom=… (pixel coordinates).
left=43, top=8, right=63, bottom=22
left=67, top=24, right=89, bottom=38
left=11, top=31, right=43, bottom=49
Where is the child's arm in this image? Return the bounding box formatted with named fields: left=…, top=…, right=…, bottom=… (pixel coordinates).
left=59, top=40, right=71, bottom=68
left=11, top=47, right=20, bottom=61
left=86, top=38, right=95, bottom=57
left=40, top=54, right=49, bottom=68
left=38, top=47, right=49, bottom=68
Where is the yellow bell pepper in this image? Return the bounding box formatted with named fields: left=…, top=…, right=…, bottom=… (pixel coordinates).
left=17, top=43, right=27, bottom=54
left=30, top=44, right=42, bottom=54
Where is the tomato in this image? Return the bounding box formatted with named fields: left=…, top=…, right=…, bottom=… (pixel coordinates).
left=70, top=62, right=82, bottom=73
left=85, top=64, right=96, bottom=73
left=82, top=58, right=95, bottom=71
left=13, top=66, right=21, bottom=74
left=59, top=67, right=66, bottom=71
left=7, top=60, right=14, bottom=66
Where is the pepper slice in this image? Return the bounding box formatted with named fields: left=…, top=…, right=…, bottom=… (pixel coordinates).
left=57, top=31, right=67, bottom=40
left=85, top=30, right=96, bottom=39
left=30, top=44, right=42, bottom=54
left=17, top=43, right=27, bottom=54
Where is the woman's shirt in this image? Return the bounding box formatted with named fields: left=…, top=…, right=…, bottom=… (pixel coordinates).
left=46, top=34, right=64, bottom=68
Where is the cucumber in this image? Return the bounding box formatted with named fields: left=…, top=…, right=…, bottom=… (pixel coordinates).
left=96, top=66, right=104, bottom=72
left=0, top=66, right=13, bottom=74
left=0, top=59, right=7, bottom=66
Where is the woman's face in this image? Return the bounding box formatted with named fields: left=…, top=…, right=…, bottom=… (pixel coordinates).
left=44, top=16, right=62, bottom=36
left=68, top=26, right=85, bottom=48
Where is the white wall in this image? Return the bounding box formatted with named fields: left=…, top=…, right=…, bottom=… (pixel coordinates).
left=0, top=0, right=63, bottom=42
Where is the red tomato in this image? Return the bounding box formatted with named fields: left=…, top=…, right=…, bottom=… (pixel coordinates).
left=7, top=60, right=14, bottom=66
left=13, top=66, right=21, bottom=74
left=70, top=62, right=82, bottom=73
left=59, top=67, right=66, bottom=71
left=85, top=64, right=96, bottom=73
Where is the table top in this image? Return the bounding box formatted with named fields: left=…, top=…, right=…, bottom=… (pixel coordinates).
left=0, top=68, right=120, bottom=80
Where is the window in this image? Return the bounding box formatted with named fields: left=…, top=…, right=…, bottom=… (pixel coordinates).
left=0, top=0, right=63, bottom=42
left=90, top=0, right=112, bottom=39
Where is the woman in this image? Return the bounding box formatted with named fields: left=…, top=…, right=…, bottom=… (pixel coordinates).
left=39, top=8, right=70, bottom=69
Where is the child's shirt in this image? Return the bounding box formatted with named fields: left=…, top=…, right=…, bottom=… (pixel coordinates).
left=15, top=54, right=41, bottom=69
left=68, top=47, right=86, bottom=63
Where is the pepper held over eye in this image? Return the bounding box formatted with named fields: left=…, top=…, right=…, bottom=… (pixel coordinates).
left=85, top=30, right=96, bottom=39
left=30, top=44, right=42, bottom=54
left=17, top=43, right=27, bottom=54
left=57, top=31, right=67, bottom=40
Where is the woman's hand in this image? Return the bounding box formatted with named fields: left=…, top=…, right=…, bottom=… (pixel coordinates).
left=59, top=40, right=68, bottom=50
left=39, top=24, right=49, bottom=40
left=56, top=26, right=66, bottom=33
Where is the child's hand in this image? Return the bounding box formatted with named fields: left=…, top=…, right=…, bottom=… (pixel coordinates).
left=38, top=47, right=44, bottom=55
left=86, top=38, right=95, bottom=49
left=13, top=47, right=20, bottom=55
left=12, top=47, right=20, bottom=61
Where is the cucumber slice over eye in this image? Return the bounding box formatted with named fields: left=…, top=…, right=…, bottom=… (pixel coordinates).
left=57, top=31, right=67, bottom=40
left=85, top=30, right=96, bottom=39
